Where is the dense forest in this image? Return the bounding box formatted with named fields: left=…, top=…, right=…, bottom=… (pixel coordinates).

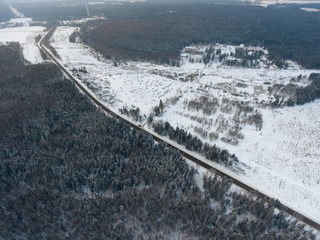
left=153, top=121, right=239, bottom=169
left=0, top=44, right=317, bottom=239
left=8, top=1, right=320, bottom=68
left=271, top=73, right=320, bottom=107
left=78, top=2, right=320, bottom=68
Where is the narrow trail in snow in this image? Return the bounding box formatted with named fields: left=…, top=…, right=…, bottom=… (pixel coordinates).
left=85, top=3, right=90, bottom=18
left=8, top=4, right=25, bottom=18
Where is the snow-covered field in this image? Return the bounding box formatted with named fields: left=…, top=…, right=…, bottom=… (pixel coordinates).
left=0, top=18, right=45, bottom=64
left=49, top=26, right=320, bottom=224
left=50, top=26, right=184, bottom=119
left=301, top=7, right=320, bottom=12
left=232, top=103, right=320, bottom=220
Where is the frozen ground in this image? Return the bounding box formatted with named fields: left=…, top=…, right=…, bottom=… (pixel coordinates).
left=0, top=18, right=45, bottom=64
left=50, top=26, right=320, bottom=224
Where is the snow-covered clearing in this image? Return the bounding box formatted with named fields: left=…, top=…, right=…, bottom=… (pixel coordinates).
left=0, top=18, right=45, bottom=64
left=301, top=7, right=320, bottom=12
left=50, top=26, right=183, bottom=119
left=49, top=26, right=320, bottom=224
left=244, top=0, right=320, bottom=7
left=88, top=2, right=106, bottom=5
left=59, top=16, right=106, bottom=25
left=159, top=46, right=320, bottom=224
left=234, top=103, right=320, bottom=220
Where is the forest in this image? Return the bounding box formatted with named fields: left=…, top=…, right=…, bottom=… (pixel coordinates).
left=78, top=2, right=320, bottom=69
left=152, top=121, right=239, bottom=169
left=0, top=3, right=14, bottom=23
left=0, top=44, right=317, bottom=239
left=296, top=73, right=320, bottom=104
left=271, top=73, right=320, bottom=107
left=7, top=1, right=320, bottom=68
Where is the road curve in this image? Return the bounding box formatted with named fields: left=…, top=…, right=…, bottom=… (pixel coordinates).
left=38, top=31, right=320, bottom=232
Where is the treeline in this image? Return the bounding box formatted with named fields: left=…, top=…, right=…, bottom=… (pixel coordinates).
left=201, top=46, right=267, bottom=68
left=10, top=2, right=87, bottom=22
left=80, top=2, right=320, bottom=68
left=0, top=42, right=40, bottom=81
left=119, top=106, right=144, bottom=122
left=0, top=43, right=23, bottom=70
left=296, top=73, right=320, bottom=105
left=271, top=73, right=320, bottom=107
left=153, top=121, right=239, bottom=168
left=0, top=45, right=316, bottom=239
left=80, top=19, right=182, bottom=65
left=69, top=31, right=81, bottom=43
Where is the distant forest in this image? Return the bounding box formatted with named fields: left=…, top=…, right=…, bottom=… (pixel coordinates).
left=0, top=3, right=14, bottom=22
left=0, top=44, right=316, bottom=239
left=9, top=2, right=320, bottom=68
left=10, top=2, right=87, bottom=21
left=78, top=2, right=320, bottom=69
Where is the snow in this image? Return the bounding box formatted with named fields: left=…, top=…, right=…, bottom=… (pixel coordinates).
left=7, top=17, right=31, bottom=27
left=88, top=2, right=106, bottom=5
left=50, top=26, right=184, bottom=116
left=157, top=72, right=320, bottom=223
left=158, top=63, right=320, bottom=222
left=0, top=18, right=45, bottom=64
left=59, top=16, right=106, bottom=25
left=147, top=122, right=320, bottom=228
left=233, top=102, right=320, bottom=218
left=301, top=7, right=320, bottom=12
left=49, top=26, right=320, bottom=225
left=243, top=0, right=320, bottom=7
